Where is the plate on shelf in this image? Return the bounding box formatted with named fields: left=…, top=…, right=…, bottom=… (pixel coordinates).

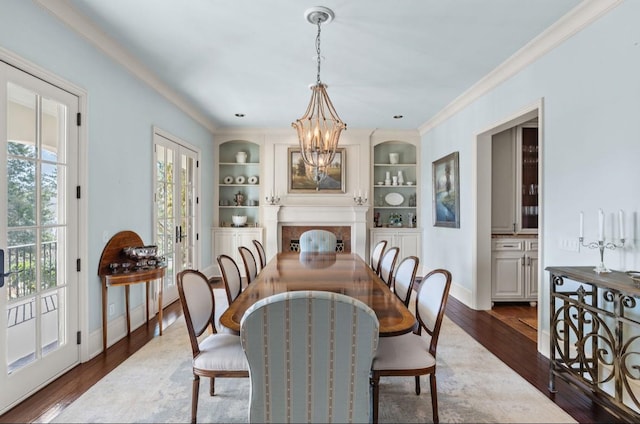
left=248, top=175, right=259, bottom=184
left=235, top=175, right=245, bottom=184
left=385, top=192, right=404, bottom=206
left=223, top=176, right=233, bottom=184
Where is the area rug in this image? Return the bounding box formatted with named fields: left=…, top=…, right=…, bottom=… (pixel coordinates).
left=52, top=315, right=575, bottom=423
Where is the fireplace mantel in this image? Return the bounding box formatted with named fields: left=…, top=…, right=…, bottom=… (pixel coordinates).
left=263, top=205, right=369, bottom=260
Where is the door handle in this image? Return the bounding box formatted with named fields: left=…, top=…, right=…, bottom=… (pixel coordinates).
left=0, top=249, right=22, bottom=288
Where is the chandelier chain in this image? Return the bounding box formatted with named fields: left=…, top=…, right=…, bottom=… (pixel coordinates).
left=316, top=21, right=322, bottom=84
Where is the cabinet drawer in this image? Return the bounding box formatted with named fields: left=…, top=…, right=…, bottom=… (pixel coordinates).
left=492, top=240, right=524, bottom=251
left=526, top=240, right=538, bottom=251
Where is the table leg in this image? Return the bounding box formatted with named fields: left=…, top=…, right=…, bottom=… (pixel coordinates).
left=158, top=278, right=164, bottom=335
left=145, top=281, right=150, bottom=323
left=125, top=285, right=131, bottom=335
left=102, top=280, right=107, bottom=354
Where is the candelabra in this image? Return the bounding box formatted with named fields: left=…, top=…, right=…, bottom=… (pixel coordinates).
left=353, top=193, right=367, bottom=205
left=265, top=193, right=280, bottom=205
left=579, top=237, right=625, bottom=274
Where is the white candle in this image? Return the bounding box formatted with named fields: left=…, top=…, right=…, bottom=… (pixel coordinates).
left=364, top=190, right=367, bottom=199
left=579, top=211, right=584, bottom=238
left=619, top=209, right=625, bottom=239
left=598, top=209, right=604, bottom=241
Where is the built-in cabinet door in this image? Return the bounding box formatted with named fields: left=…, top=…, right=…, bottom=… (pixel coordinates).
left=491, top=128, right=516, bottom=233
left=491, top=254, right=525, bottom=299
left=212, top=228, right=262, bottom=277
left=525, top=252, right=538, bottom=299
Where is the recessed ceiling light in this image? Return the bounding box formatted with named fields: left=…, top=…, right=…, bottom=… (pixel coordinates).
left=393, top=115, right=403, bottom=119
left=235, top=113, right=245, bottom=118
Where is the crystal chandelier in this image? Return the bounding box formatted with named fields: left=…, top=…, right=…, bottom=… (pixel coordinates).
left=292, top=7, right=346, bottom=179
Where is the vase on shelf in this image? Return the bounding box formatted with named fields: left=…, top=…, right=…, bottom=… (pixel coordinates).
left=389, top=153, right=399, bottom=164
left=235, top=151, right=247, bottom=163
left=397, top=170, right=404, bottom=185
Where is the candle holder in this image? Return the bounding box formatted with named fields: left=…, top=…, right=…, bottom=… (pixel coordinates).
left=579, top=237, right=625, bottom=273
left=265, top=194, right=280, bottom=205
left=353, top=194, right=367, bottom=206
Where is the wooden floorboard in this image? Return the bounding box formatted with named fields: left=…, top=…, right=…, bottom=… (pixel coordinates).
left=0, top=290, right=623, bottom=423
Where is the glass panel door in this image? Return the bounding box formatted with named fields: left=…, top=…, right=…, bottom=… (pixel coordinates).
left=153, top=130, right=199, bottom=307
left=0, top=63, right=79, bottom=413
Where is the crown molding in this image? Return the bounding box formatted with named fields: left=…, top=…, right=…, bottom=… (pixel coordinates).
left=418, top=0, right=623, bottom=135
left=35, top=0, right=217, bottom=133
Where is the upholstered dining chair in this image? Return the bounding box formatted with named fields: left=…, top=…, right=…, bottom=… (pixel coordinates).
left=217, top=254, right=242, bottom=305
left=176, top=269, right=249, bottom=424
left=392, top=255, right=420, bottom=307
left=240, top=290, right=379, bottom=423
left=378, top=246, right=400, bottom=287
left=370, top=239, right=387, bottom=275
left=370, top=268, right=453, bottom=424
left=299, top=229, right=337, bottom=253
left=252, top=239, right=266, bottom=271
left=238, top=246, right=258, bottom=284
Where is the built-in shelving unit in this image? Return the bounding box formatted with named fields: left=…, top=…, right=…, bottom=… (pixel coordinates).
left=217, top=140, right=261, bottom=227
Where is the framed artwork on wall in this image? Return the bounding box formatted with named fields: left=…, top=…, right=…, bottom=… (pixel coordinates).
left=432, top=151, right=460, bottom=228
left=288, top=147, right=346, bottom=193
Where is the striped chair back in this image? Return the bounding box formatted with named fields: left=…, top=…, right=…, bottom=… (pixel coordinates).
left=240, top=290, right=379, bottom=423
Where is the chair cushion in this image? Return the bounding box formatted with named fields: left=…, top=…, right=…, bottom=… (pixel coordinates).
left=194, top=334, right=248, bottom=371
left=372, top=333, right=435, bottom=371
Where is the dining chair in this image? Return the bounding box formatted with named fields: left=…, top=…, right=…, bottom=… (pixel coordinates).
left=299, top=229, right=337, bottom=253
left=252, top=239, right=266, bottom=271
left=240, top=290, right=379, bottom=423
left=378, top=246, right=399, bottom=287
left=370, top=268, right=452, bottom=424
left=370, top=239, right=387, bottom=275
left=176, top=269, right=249, bottom=424
left=217, top=254, right=242, bottom=304
left=392, top=256, right=419, bottom=306
left=238, top=245, right=258, bottom=284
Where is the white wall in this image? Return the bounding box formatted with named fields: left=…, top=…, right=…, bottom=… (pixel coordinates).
left=420, top=1, right=640, bottom=347
left=0, top=1, right=215, bottom=338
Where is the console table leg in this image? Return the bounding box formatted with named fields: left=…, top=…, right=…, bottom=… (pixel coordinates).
left=125, top=285, right=131, bottom=335
left=102, top=282, right=107, bottom=354
left=158, top=279, right=163, bottom=335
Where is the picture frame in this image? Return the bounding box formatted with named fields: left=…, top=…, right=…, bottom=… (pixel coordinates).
left=432, top=151, right=460, bottom=228
left=288, top=147, right=346, bottom=193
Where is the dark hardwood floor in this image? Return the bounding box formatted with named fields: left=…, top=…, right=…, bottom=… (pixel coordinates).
left=0, top=286, right=621, bottom=423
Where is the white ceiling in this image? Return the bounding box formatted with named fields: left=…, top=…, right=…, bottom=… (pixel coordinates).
left=64, top=0, right=582, bottom=131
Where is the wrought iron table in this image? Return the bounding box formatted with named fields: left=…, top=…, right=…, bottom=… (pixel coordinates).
left=547, top=266, right=640, bottom=422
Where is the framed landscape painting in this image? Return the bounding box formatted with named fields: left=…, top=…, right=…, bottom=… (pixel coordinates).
left=432, top=151, right=460, bottom=228
left=288, top=147, right=346, bottom=193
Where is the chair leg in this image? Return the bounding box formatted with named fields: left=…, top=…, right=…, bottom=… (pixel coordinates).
left=430, top=373, right=438, bottom=424
left=210, top=377, right=215, bottom=396
left=370, top=375, right=380, bottom=424
left=191, top=374, right=200, bottom=424
left=415, top=375, right=421, bottom=395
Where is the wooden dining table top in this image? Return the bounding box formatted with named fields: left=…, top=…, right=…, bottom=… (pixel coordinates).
left=219, top=252, right=417, bottom=337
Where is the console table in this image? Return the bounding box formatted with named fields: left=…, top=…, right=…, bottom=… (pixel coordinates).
left=98, top=231, right=166, bottom=354
left=547, top=266, right=640, bottom=422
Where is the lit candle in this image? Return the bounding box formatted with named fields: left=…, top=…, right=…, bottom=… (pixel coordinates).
left=579, top=211, right=584, bottom=239
left=364, top=190, right=367, bottom=200
left=619, top=209, right=625, bottom=239
left=598, top=209, right=604, bottom=241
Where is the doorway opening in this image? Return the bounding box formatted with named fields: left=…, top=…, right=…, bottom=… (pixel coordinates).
left=474, top=100, right=543, bottom=347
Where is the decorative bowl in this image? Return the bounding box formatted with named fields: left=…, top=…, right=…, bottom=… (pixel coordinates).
left=124, top=245, right=157, bottom=259
left=232, top=215, right=247, bottom=226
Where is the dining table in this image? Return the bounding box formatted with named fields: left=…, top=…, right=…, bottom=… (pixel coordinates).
left=219, top=251, right=416, bottom=336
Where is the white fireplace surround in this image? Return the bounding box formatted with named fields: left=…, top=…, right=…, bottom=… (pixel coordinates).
left=263, top=205, right=369, bottom=261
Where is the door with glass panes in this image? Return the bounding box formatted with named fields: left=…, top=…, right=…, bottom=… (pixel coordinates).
left=153, top=129, right=199, bottom=307
left=0, top=62, right=80, bottom=413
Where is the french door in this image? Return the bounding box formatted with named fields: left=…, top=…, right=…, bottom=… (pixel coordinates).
left=0, top=62, right=80, bottom=413
left=153, top=129, right=199, bottom=307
